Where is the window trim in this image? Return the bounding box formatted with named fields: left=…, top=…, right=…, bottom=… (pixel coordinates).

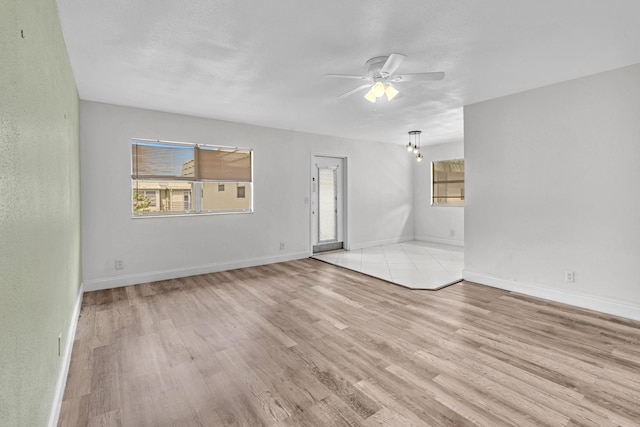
left=131, top=138, right=253, bottom=218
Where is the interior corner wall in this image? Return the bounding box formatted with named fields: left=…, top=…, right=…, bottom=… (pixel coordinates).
left=413, top=141, right=465, bottom=246
left=80, top=101, right=414, bottom=290
left=0, top=0, right=82, bottom=426
left=464, top=63, right=640, bottom=319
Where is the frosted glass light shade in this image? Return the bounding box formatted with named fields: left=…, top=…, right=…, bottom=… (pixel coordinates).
left=364, top=89, right=377, bottom=103
left=384, top=83, right=399, bottom=100
left=371, top=82, right=385, bottom=97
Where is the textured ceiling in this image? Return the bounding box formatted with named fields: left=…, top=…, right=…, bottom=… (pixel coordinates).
left=56, top=0, right=640, bottom=146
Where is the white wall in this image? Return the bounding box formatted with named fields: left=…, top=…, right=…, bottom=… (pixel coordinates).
left=464, top=63, right=640, bottom=320
left=413, top=141, right=465, bottom=246
left=80, top=101, right=414, bottom=290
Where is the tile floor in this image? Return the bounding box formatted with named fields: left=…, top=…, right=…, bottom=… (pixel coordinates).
left=312, top=240, right=464, bottom=290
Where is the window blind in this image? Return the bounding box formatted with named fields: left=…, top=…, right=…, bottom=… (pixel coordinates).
left=196, top=147, right=252, bottom=182
left=132, top=142, right=252, bottom=182
left=131, top=142, right=195, bottom=180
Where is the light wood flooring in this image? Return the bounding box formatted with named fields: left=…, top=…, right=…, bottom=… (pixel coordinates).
left=59, top=259, right=640, bottom=426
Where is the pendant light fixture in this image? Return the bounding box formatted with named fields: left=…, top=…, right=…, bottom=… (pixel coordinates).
left=406, top=130, right=424, bottom=162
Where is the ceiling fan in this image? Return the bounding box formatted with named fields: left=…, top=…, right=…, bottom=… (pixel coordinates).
left=326, top=54, right=444, bottom=102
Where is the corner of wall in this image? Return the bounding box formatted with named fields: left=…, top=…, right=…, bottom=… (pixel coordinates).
left=415, top=235, right=464, bottom=247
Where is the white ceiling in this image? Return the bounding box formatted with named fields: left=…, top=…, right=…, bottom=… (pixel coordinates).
left=56, top=0, right=640, bottom=146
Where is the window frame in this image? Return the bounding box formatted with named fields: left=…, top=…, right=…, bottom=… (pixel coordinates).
left=131, top=139, right=253, bottom=218
left=143, top=190, right=158, bottom=208
left=236, top=185, right=246, bottom=199
left=431, top=158, right=464, bottom=207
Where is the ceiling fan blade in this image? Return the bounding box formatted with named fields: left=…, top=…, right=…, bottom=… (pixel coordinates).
left=326, top=74, right=368, bottom=80
left=391, top=72, right=445, bottom=82
left=380, top=54, right=406, bottom=77
left=337, top=83, right=371, bottom=99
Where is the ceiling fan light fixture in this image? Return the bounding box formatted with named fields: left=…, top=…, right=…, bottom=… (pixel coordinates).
left=371, top=81, right=385, bottom=98
left=363, top=89, right=377, bottom=103
left=328, top=54, right=444, bottom=104
left=384, top=83, right=399, bottom=101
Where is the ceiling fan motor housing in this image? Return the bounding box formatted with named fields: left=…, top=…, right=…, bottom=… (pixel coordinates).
left=366, top=56, right=391, bottom=78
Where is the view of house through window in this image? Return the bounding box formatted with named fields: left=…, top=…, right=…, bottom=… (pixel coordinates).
left=432, top=159, right=464, bottom=205
left=131, top=140, right=252, bottom=216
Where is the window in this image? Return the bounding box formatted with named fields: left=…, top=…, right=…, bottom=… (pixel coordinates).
left=432, top=159, right=464, bottom=206
left=183, top=192, right=191, bottom=210
left=131, top=140, right=253, bottom=216
left=143, top=190, right=157, bottom=207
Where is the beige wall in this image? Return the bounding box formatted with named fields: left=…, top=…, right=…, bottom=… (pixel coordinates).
left=202, top=182, right=251, bottom=211
left=0, top=0, right=81, bottom=425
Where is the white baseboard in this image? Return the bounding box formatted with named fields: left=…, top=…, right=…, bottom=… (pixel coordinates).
left=414, top=235, right=464, bottom=247
left=47, top=282, right=84, bottom=427
left=348, top=235, right=414, bottom=251
left=84, top=251, right=311, bottom=292
left=463, top=270, right=640, bottom=321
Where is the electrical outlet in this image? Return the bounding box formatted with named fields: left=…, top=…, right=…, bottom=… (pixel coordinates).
left=279, top=242, right=285, bottom=250
left=115, top=259, right=124, bottom=270
left=566, top=271, right=575, bottom=283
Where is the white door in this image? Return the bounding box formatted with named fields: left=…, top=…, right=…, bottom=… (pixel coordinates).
left=311, top=156, right=345, bottom=253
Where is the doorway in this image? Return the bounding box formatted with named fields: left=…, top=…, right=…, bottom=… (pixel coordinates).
left=311, top=155, right=346, bottom=254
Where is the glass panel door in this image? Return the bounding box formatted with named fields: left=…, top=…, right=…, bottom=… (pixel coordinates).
left=311, top=155, right=345, bottom=254
left=318, top=167, right=337, bottom=242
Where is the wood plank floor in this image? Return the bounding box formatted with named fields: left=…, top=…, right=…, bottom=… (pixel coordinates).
left=58, top=259, right=640, bottom=426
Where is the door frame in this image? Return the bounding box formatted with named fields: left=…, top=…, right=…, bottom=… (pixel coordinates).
left=310, top=153, right=348, bottom=253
